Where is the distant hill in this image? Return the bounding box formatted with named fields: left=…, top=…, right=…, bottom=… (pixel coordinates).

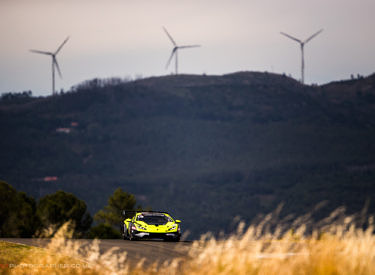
left=1, top=72, right=375, bottom=238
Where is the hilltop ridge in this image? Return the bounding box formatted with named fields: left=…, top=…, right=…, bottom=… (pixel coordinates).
left=1, top=71, right=375, bottom=237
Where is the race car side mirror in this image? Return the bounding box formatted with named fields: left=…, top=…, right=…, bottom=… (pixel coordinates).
left=125, top=218, right=131, bottom=222
left=175, top=220, right=181, bottom=223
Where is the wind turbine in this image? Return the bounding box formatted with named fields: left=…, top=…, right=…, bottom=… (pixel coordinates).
left=280, top=29, right=323, bottom=84
left=163, top=27, right=200, bottom=75
left=30, top=36, right=70, bottom=95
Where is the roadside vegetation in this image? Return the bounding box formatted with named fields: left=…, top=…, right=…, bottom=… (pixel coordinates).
left=91, top=187, right=140, bottom=239
left=1, top=209, right=374, bottom=274
left=0, top=181, right=39, bottom=238
left=0, top=181, right=138, bottom=239
left=0, top=225, right=92, bottom=274
left=0, top=241, right=45, bottom=265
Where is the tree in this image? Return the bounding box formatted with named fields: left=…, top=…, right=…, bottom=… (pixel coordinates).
left=0, top=181, right=39, bottom=237
left=36, top=190, right=92, bottom=237
left=94, top=188, right=138, bottom=232
left=87, top=224, right=122, bottom=239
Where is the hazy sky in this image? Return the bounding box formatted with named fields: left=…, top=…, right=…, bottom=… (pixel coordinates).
left=1, top=0, right=374, bottom=96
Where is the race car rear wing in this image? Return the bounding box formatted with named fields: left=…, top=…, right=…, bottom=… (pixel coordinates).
left=122, top=210, right=170, bottom=218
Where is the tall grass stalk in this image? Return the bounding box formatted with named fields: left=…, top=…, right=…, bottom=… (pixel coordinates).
left=6, top=211, right=375, bottom=275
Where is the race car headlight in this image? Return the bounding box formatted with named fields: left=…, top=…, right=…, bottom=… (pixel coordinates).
left=168, top=225, right=177, bottom=231
left=136, top=224, right=147, bottom=230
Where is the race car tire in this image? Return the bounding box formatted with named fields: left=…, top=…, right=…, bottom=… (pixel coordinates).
left=123, top=227, right=129, bottom=240
left=129, top=235, right=137, bottom=241
left=129, top=231, right=137, bottom=241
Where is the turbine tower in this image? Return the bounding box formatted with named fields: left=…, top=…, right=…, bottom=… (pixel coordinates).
left=30, top=36, right=70, bottom=95
left=163, top=27, right=200, bottom=75
left=280, top=29, right=323, bottom=84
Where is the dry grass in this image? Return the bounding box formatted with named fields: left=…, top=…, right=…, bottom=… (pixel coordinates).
left=0, top=241, right=46, bottom=265
left=1, top=211, right=375, bottom=275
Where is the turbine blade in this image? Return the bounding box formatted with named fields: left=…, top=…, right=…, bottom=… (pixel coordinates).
left=304, top=29, right=323, bottom=44
left=53, top=57, right=62, bottom=78
left=165, top=49, right=176, bottom=69
left=55, top=36, right=70, bottom=55
left=280, top=32, right=302, bottom=43
left=162, top=26, right=177, bottom=46
left=29, top=49, right=53, bottom=55
left=178, top=45, right=201, bottom=49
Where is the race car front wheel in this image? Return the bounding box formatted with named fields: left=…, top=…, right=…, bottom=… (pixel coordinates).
left=123, top=224, right=130, bottom=240
left=129, top=231, right=138, bottom=241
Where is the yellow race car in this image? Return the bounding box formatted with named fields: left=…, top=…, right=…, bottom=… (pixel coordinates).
left=123, top=211, right=181, bottom=241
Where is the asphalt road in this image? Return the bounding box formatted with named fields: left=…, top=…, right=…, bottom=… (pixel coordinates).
left=0, top=238, right=192, bottom=267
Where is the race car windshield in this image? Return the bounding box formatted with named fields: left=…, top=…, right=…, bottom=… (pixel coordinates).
left=138, top=215, right=170, bottom=225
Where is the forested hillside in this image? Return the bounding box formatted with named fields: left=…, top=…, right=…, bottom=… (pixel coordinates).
left=1, top=72, right=375, bottom=237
